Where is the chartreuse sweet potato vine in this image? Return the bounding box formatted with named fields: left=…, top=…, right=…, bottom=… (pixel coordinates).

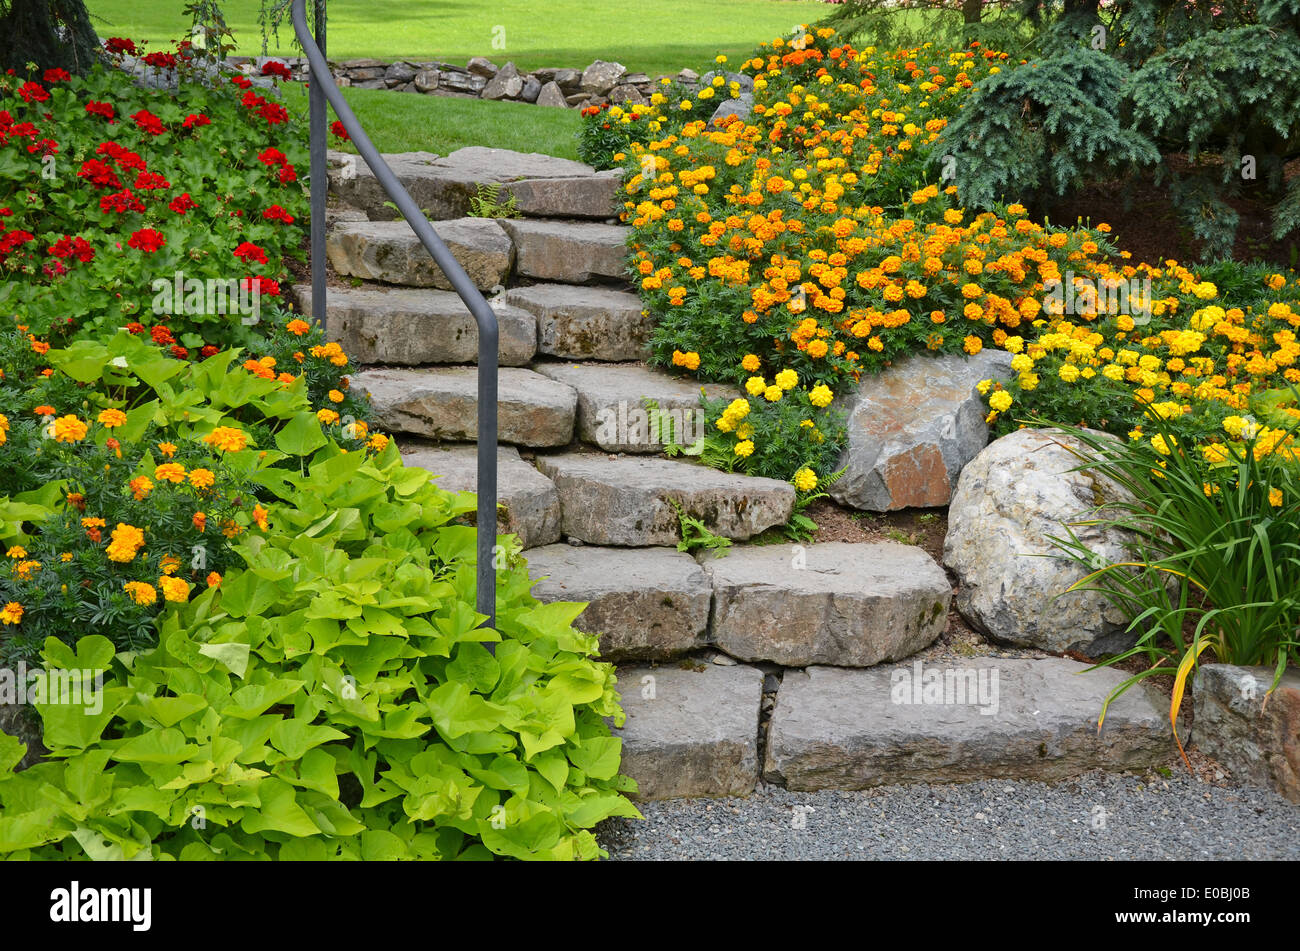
left=0, top=436, right=639, bottom=860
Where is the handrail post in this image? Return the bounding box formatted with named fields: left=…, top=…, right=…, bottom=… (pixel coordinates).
left=308, top=0, right=327, bottom=334
left=291, top=0, right=499, bottom=638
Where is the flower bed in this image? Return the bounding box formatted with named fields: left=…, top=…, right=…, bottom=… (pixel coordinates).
left=0, top=46, right=637, bottom=860
left=581, top=28, right=1300, bottom=487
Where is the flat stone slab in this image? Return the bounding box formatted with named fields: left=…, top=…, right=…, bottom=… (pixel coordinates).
left=524, top=545, right=711, bottom=660
left=499, top=218, right=629, bottom=284
left=404, top=444, right=561, bottom=549
left=612, top=664, right=763, bottom=799
left=534, top=453, right=795, bottom=546
left=294, top=284, right=536, bottom=366
left=1193, top=665, right=1300, bottom=803
left=703, top=542, right=951, bottom=667
left=829, top=350, right=1013, bottom=511
left=532, top=362, right=736, bottom=453
left=326, top=218, right=513, bottom=290
left=505, top=284, right=650, bottom=360
left=764, top=658, right=1172, bottom=791
left=328, top=147, right=615, bottom=220
left=356, top=366, right=576, bottom=447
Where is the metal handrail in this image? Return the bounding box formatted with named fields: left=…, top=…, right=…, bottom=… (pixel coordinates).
left=290, top=0, right=500, bottom=634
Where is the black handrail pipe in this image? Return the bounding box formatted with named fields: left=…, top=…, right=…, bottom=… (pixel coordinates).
left=290, top=0, right=500, bottom=636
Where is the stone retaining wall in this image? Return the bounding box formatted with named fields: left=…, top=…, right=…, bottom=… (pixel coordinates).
left=228, top=55, right=710, bottom=110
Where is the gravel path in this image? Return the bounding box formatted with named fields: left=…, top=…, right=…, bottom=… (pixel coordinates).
left=598, top=770, right=1300, bottom=860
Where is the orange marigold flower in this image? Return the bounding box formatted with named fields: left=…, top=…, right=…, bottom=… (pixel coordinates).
left=0, top=602, right=23, bottom=626
left=33, top=405, right=56, bottom=416
left=106, top=523, right=145, bottom=562
left=158, top=441, right=177, bottom=457
left=203, top=426, right=247, bottom=452
left=97, top=408, right=128, bottom=428
left=252, top=504, right=269, bottom=531
left=154, top=462, right=186, bottom=483
left=53, top=415, right=88, bottom=443
left=206, top=571, right=222, bottom=588
left=123, top=581, right=157, bottom=606
left=159, top=575, right=190, bottom=602
left=128, top=476, right=154, bottom=500
left=287, top=319, right=311, bottom=336
left=192, top=511, right=207, bottom=532
left=188, top=468, right=215, bottom=490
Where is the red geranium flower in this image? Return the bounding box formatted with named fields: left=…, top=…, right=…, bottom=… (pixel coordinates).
left=85, top=101, right=115, bottom=120
left=43, top=69, right=71, bottom=83
left=233, top=241, right=267, bottom=265
left=18, top=82, right=48, bottom=103
left=230, top=75, right=252, bottom=90
left=259, top=102, right=289, bottom=125
left=278, top=164, right=297, bottom=184
left=262, top=204, right=295, bottom=224
left=242, top=275, right=281, bottom=296
left=127, top=228, right=165, bottom=253
left=261, top=61, right=292, bottom=80
left=168, top=192, right=196, bottom=214
left=134, top=171, right=170, bottom=190
left=27, top=137, right=58, bottom=157
left=130, top=109, right=165, bottom=136
left=100, top=190, right=146, bottom=215
left=105, top=38, right=138, bottom=57
left=181, top=113, right=211, bottom=129
left=257, top=147, right=286, bottom=167
left=96, top=141, right=146, bottom=170
left=142, top=52, right=178, bottom=70
left=77, top=159, right=121, bottom=189
left=330, top=120, right=349, bottom=141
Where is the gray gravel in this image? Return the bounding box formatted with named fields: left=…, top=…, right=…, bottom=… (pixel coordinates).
left=598, top=770, right=1300, bottom=860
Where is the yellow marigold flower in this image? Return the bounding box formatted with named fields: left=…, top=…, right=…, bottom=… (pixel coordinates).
left=52, top=414, right=88, bottom=443
left=328, top=389, right=345, bottom=403
left=1058, top=364, right=1081, bottom=383
left=203, top=426, right=247, bottom=453
left=97, top=408, right=128, bottom=428
left=5, top=545, right=26, bottom=559
left=188, top=468, right=215, bottom=490
left=123, top=581, right=157, bottom=606
left=253, top=504, right=269, bottom=531
left=0, top=602, right=23, bottom=626
left=160, top=554, right=181, bottom=575
left=1191, top=281, right=1218, bottom=300
left=1003, top=336, right=1024, bottom=354
left=764, top=385, right=784, bottom=402
left=159, top=576, right=191, bottom=603
left=318, top=408, right=340, bottom=425
left=989, top=390, right=1013, bottom=413
left=106, top=523, right=145, bottom=563
left=14, top=560, right=40, bottom=580
left=793, top=468, right=818, bottom=492
left=741, top=354, right=761, bottom=372
left=1151, top=434, right=1175, bottom=456
left=724, top=398, right=751, bottom=421
left=716, top=415, right=735, bottom=433
left=809, top=384, right=833, bottom=408
left=154, top=463, right=186, bottom=484
left=734, top=439, right=755, bottom=457
left=963, top=335, right=982, bottom=355
left=745, top=376, right=767, bottom=396
left=775, top=369, right=798, bottom=391
left=1269, top=487, right=1283, bottom=507
left=367, top=434, right=390, bottom=452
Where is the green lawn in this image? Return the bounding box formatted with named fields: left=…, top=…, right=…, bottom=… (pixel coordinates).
left=88, top=0, right=830, bottom=79
left=279, top=83, right=580, bottom=158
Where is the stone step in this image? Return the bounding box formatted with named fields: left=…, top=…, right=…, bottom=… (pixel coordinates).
left=294, top=284, right=536, bottom=366
left=702, top=542, right=951, bottom=668
left=356, top=366, right=576, bottom=447
left=532, top=362, right=737, bottom=453
left=326, top=218, right=513, bottom=290
left=328, top=147, right=621, bottom=221
left=533, top=453, right=795, bottom=546
left=764, top=658, right=1172, bottom=791
left=499, top=218, right=629, bottom=284
left=403, top=444, right=561, bottom=549
left=505, top=285, right=650, bottom=361
left=523, top=544, right=712, bottom=660
left=611, top=663, right=764, bottom=799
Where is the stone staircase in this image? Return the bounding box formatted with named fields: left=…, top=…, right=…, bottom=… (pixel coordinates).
left=305, top=147, right=1175, bottom=801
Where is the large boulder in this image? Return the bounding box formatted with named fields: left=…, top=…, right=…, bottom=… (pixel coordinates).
left=580, top=60, right=626, bottom=96
left=943, top=427, right=1139, bottom=655
left=829, top=350, right=1013, bottom=511
left=1193, top=665, right=1300, bottom=803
